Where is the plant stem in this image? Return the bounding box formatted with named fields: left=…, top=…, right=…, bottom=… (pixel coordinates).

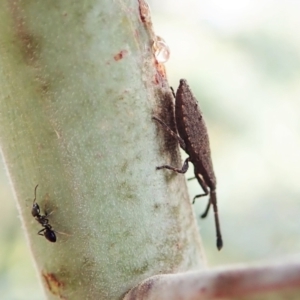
left=0, top=1, right=205, bottom=299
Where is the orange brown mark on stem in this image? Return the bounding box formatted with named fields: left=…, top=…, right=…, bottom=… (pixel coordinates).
left=42, top=272, right=66, bottom=299
left=114, top=50, right=128, bottom=61
left=138, top=0, right=151, bottom=24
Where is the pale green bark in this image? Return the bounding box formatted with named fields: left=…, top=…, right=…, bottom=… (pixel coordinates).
left=0, top=1, right=204, bottom=299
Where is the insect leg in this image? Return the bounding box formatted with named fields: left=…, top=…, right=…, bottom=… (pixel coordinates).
left=55, top=230, right=71, bottom=236
left=192, top=173, right=209, bottom=205
left=45, top=210, right=54, bottom=217
left=170, top=87, right=176, bottom=98
left=42, top=192, right=55, bottom=217
left=200, top=200, right=211, bottom=218
left=194, top=174, right=223, bottom=250
left=156, top=157, right=189, bottom=174
left=38, top=228, right=46, bottom=236
left=152, top=116, right=186, bottom=150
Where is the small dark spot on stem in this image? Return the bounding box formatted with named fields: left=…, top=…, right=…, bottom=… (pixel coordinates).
left=114, top=50, right=128, bottom=61
left=153, top=203, right=160, bottom=210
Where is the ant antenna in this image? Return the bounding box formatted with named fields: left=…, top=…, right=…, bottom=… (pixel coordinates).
left=33, top=184, right=39, bottom=204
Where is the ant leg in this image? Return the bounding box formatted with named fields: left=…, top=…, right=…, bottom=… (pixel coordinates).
left=45, top=210, right=54, bottom=217
left=43, top=193, right=56, bottom=217
left=55, top=230, right=72, bottom=237
left=38, top=228, right=46, bottom=236
left=152, top=116, right=186, bottom=151
left=157, top=157, right=189, bottom=174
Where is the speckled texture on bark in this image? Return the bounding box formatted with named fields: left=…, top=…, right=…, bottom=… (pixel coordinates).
left=0, top=1, right=205, bottom=299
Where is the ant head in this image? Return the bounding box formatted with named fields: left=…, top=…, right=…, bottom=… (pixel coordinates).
left=31, top=202, right=40, bottom=217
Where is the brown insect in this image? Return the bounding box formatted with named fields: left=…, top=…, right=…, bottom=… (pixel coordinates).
left=153, top=79, right=223, bottom=250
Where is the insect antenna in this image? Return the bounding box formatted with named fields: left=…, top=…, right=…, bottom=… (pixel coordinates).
left=210, top=191, right=223, bottom=250
left=33, top=184, right=39, bottom=204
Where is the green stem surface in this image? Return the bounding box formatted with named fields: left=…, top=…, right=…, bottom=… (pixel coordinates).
left=0, top=1, right=205, bottom=299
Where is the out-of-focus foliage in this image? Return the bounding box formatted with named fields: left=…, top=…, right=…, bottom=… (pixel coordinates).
left=149, top=0, right=300, bottom=266
left=1, top=0, right=300, bottom=298
left=0, top=169, right=43, bottom=299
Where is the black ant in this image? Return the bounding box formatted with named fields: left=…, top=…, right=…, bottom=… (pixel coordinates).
left=31, top=185, right=56, bottom=242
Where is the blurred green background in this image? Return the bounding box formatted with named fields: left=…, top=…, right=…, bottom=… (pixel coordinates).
left=1, top=0, right=300, bottom=298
